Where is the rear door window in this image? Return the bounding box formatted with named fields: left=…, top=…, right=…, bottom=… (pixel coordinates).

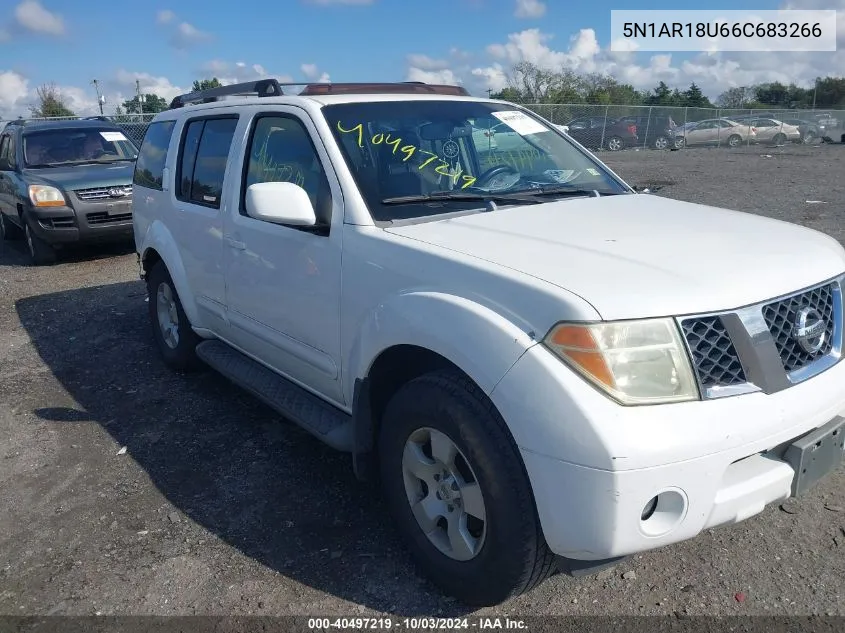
left=176, top=116, right=238, bottom=209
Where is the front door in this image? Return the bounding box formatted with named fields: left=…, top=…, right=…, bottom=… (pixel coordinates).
left=221, top=107, right=344, bottom=404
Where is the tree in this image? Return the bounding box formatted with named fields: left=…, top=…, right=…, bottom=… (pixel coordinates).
left=645, top=81, right=673, bottom=106
left=192, top=78, right=223, bottom=92
left=122, top=93, right=169, bottom=114
left=29, top=83, right=75, bottom=118
left=683, top=83, right=712, bottom=108
left=715, top=87, right=754, bottom=108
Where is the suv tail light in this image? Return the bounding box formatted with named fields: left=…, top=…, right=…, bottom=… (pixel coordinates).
left=628, top=124, right=637, bottom=135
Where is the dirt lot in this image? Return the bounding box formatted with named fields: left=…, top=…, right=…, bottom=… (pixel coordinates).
left=1, top=145, right=844, bottom=619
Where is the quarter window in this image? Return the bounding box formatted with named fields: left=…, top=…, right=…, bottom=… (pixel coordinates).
left=177, top=117, right=238, bottom=209
left=133, top=120, right=175, bottom=190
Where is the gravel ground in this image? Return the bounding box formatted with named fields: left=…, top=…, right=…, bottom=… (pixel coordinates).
left=1, top=145, right=844, bottom=620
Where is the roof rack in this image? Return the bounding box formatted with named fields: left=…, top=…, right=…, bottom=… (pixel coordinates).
left=168, top=79, right=470, bottom=108
left=169, top=79, right=284, bottom=109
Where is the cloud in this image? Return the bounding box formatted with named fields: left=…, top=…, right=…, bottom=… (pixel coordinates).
left=154, top=10, right=211, bottom=49
left=156, top=9, right=175, bottom=24
left=514, top=0, right=545, bottom=18
left=405, top=67, right=463, bottom=86
left=200, top=60, right=293, bottom=86
left=300, top=63, right=330, bottom=82
left=114, top=69, right=184, bottom=102
left=14, top=1, right=64, bottom=35
left=0, top=70, right=29, bottom=118
left=406, top=54, right=451, bottom=71
left=170, top=21, right=211, bottom=48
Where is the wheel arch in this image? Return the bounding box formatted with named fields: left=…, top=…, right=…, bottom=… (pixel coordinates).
left=138, top=220, right=201, bottom=328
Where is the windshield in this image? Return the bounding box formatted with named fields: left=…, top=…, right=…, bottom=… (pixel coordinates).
left=321, top=100, right=630, bottom=222
left=22, top=127, right=139, bottom=167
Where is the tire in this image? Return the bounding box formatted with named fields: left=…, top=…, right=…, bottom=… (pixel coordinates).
left=726, top=134, right=742, bottom=148
left=772, top=133, right=786, bottom=146
left=23, top=218, right=57, bottom=265
left=606, top=136, right=624, bottom=151
left=652, top=135, right=669, bottom=150
left=0, top=212, right=23, bottom=241
left=673, top=136, right=685, bottom=149
left=146, top=260, right=201, bottom=371
left=378, top=368, right=556, bottom=606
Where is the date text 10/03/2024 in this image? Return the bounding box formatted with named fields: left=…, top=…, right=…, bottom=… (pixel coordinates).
left=335, top=122, right=478, bottom=190
left=308, top=617, right=527, bottom=630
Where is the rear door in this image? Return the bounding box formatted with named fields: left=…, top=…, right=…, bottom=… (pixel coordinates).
left=168, top=112, right=240, bottom=334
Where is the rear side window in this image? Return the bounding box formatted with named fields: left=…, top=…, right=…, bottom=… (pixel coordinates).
left=176, top=116, right=238, bottom=208
left=133, top=120, right=176, bottom=190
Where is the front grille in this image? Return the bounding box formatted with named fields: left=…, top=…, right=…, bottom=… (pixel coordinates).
left=680, top=316, right=746, bottom=388
left=86, top=211, right=132, bottom=225
left=75, top=185, right=133, bottom=201
left=679, top=276, right=843, bottom=399
left=762, top=282, right=836, bottom=372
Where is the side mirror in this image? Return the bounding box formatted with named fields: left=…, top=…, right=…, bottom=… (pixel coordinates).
left=244, top=181, right=316, bottom=226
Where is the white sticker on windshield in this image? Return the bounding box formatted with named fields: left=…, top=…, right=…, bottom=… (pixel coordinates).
left=490, top=110, right=547, bottom=136
left=586, top=168, right=600, bottom=176
left=100, top=131, right=128, bottom=142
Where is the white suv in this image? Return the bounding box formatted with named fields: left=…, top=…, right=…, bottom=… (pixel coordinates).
left=132, top=79, right=845, bottom=606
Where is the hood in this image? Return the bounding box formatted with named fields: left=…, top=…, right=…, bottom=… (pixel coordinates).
left=23, top=162, right=135, bottom=190
left=385, top=193, right=845, bottom=320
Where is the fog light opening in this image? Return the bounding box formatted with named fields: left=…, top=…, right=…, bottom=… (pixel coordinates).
left=639, top=488, right=687, bottom=537
left=641, top=496, right=658, bottom=521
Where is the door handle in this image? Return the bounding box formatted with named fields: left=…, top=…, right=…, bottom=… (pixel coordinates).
left=225, top=237, right=246, bottom=250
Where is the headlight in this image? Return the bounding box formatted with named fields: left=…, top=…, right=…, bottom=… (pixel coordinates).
left=542, top=318, right=699, bottom=405
left=28, top=185, right=66, bottom=207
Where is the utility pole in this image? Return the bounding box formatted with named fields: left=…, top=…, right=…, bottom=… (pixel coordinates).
left=91, top=79, right=105, bottom=115
left=136, top=79, right=144, bottom=115
left=486, top=88, right=492, bottom=97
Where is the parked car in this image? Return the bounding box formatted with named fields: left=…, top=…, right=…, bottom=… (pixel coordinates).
left=0, top=118, right=139, bottom=264
left=743, top=118, right=802, bottom=145
left=564, top=116, right=638, bottom=151
left=614, top=114, right=677, bottom=149
left=134, top=78, right=845, bottom=607
left=672, top=118, right=757, bottom=148
left=778, top=117, right=825, bottom=143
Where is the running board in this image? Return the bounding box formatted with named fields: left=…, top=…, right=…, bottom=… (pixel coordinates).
left=196, top=340, right=354, bottom=452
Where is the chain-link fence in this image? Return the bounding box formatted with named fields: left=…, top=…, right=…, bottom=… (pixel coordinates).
left=4, top=105, right=844, bottom=155
left=524, top=103, right=845, bottom=151
left=0, top=114, right=157, bottom=148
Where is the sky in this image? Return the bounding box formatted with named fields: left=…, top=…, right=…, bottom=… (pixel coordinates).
left=0, top=0, right=843, bottom=119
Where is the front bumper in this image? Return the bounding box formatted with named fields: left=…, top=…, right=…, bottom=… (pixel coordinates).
left=490, top=341, right=845, bottom=560
left=28, top=198, right=133, bottom=245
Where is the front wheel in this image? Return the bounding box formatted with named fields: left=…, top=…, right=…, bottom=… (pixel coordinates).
left=772, top=133, right=786, bottom=146
left=146, top=261, right=201, bottom=371
left=726, top=134, right=742, bottom=148
left=653, top=135, right=669, bottom=150
left=378, top=368, right=555, bottom=606
left=606, top=136, right=624, bottom=151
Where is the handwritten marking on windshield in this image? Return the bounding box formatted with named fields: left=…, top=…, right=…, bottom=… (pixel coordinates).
left=336, top=121, right=477, bottom=189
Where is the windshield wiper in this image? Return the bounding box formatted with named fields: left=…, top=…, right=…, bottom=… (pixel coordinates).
left=521, top=184, right=628, bottom=197
left=381, top=191, right=545, bottom=206
left=25, top=163, right=60, bottom=168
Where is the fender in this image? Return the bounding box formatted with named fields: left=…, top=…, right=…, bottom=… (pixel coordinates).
left=139, top=219, right=204, bottom=330
left=345, top=290, right=541, bottom=405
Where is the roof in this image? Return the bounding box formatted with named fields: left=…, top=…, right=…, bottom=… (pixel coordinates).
left=11, top=118, right=124, bottom=133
